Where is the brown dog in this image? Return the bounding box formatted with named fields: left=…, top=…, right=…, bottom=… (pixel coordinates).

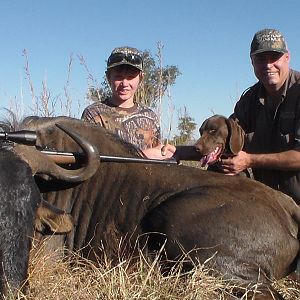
left=194, top=115, right=244, bottom=169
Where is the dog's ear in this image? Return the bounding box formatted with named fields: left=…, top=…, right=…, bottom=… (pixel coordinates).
left=226, top=118, right=245, bottom=155
left=199, top=119, right=208, bottom=135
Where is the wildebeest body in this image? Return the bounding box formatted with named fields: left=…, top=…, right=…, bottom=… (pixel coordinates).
left=0, top=149, right=40, bottom=296
left=143, top=185, right=299, bottom=280
left=22, top=116, right=300, bottom=299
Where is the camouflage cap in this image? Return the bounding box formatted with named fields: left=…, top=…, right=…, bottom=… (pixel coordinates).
left=250, top=29, right=288, bottom=56
left=107, top=46, right=143, bottom=71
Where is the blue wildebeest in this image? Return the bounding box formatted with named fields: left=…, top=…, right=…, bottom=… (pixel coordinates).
left=0, top=122, right=99, bottom=298
left=21, top=116, right=300, bottom=300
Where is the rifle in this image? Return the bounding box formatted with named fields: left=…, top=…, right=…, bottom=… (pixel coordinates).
left=0, top=130, right=178, bottom=165
left=0, top=130, right=37, bottom=145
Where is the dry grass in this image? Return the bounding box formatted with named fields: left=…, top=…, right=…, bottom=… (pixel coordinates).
left=4, top=239, right=299, bottom=300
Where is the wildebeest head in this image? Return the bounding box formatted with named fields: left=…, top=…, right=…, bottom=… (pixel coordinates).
left=0, top=115, right=102, bottom=297
left=194, top=115, right=244, bottom=168
left=0, top=148, right=74, bottom=297
left=20, top=116, right=147, bottom=257
left=16, top=120, right=100, bottom=182
left=20, top=116, right=141, bottom=160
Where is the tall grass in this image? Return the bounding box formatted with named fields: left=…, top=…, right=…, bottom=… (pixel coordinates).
left=5, top=239, right=300, bottom=300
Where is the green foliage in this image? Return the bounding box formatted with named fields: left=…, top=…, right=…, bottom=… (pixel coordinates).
left=172, top=107, right=197, bottom=145
left=136, top=50, right=181, bottom=108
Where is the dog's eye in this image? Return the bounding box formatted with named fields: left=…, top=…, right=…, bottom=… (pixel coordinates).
left=209, top=129, right=216, bottom=134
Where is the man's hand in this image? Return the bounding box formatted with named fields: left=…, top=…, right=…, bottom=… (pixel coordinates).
left=220, top=151, right=251, bottom=175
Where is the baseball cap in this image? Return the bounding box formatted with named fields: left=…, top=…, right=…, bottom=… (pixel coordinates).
left=250, top=29, right=288, bottom=56
left=106, top=46, right=143, bottom=71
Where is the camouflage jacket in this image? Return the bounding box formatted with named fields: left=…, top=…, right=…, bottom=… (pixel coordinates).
left=81, top=99, right=161, bottom=150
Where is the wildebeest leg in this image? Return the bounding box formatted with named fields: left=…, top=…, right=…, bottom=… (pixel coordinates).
left=32, top=200, right=74, bottom=265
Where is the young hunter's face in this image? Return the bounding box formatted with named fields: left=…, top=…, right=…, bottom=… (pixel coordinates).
left=251, top=51, right=290, bottom=93
left=108, top=66, right=141, bottom=105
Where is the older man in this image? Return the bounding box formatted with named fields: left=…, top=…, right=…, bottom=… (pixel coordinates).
left=221, top=28, right=300, bottom=204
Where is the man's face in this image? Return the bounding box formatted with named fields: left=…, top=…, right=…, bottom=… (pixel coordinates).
left=251, top=51, right=290, bottom=93
left=107, top=65, right=142, bottom=103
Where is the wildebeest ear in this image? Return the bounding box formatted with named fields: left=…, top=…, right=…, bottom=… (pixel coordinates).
left=35, top=200, right=74, bottom=234
left=226, top=118, right=245, bottom=155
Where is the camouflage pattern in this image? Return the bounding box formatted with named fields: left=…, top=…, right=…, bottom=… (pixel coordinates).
left=111, top=46, right=142, bottom=57
left=250, top=29, right=288, bottom=55
left=107, top=46, right=143, bottom=71
left=81, top=99, right=161, bottom=150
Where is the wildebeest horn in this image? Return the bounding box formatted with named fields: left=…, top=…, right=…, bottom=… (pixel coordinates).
left=14, top=124, right=100, bottom=182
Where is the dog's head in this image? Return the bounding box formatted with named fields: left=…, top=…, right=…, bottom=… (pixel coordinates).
left=194, top=115, right=244, bottom=168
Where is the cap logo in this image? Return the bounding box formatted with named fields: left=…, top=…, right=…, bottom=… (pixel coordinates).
left=250, top=29, right=287, bottom=55
left=259, top=33, right=283, bottom=42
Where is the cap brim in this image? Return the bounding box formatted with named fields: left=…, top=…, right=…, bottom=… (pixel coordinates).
left=107, top=61, right=143, bottom=71
left=251, top=48, right=288, bottom=55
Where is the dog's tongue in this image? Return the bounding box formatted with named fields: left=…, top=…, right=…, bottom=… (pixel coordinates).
left=199, top=146, right=221, bottom=168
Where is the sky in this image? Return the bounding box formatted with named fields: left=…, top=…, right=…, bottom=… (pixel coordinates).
left=1, top=0, right=300, bottom=139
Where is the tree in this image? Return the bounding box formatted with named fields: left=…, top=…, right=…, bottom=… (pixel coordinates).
left=172, top=107, right=197, bottom=145
left=136, top=49, right=181, bottom=109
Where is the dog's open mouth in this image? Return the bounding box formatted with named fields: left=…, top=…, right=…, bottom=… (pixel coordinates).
left=199, top=146, right=223, bottom=169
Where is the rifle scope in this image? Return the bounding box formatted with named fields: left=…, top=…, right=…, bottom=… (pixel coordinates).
left=0, top=130, right=37, bottom=145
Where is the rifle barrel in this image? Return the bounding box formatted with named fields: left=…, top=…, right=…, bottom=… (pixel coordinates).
left=40, top=150, right=178, bottom=165
left=0, top=130, right=179, bottom=165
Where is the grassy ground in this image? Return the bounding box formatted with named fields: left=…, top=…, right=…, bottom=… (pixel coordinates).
left=6, top=240, right=300, bottom=300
